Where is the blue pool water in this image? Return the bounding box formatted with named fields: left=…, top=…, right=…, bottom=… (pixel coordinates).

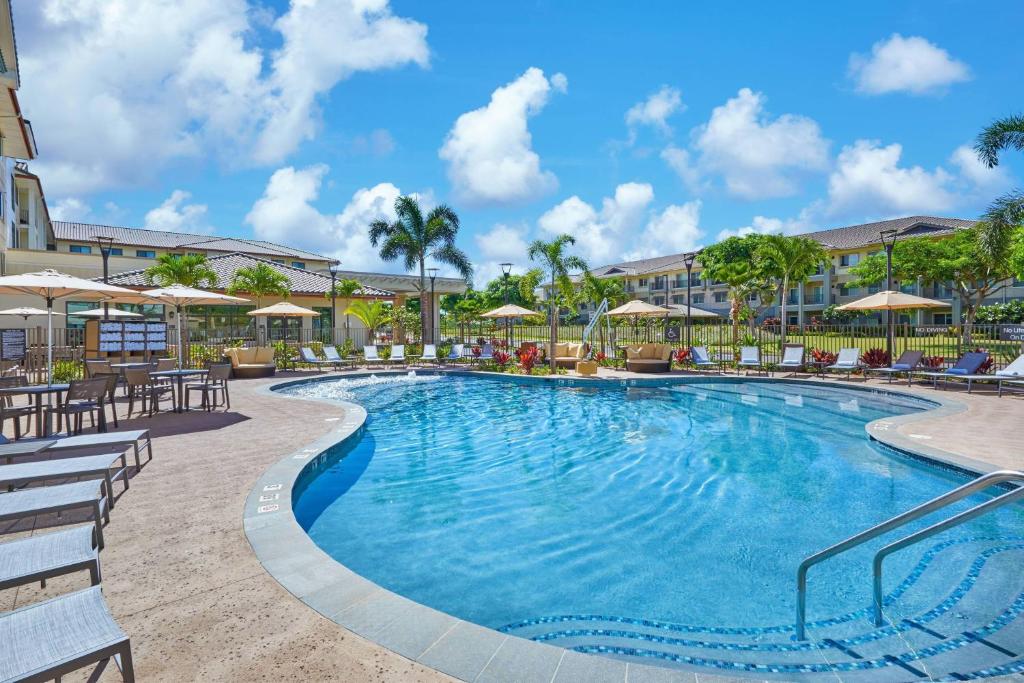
left=284, top=375, right=1024, bottom=639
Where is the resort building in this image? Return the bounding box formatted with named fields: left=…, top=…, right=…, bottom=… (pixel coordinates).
left=582, top=216, right=1024, bottom=326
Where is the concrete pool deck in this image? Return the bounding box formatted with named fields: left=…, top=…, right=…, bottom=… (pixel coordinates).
left=1, top=367, right=1021, bottom=681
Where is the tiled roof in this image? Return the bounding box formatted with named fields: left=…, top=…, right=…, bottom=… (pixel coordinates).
left=588, top=216, right=977, bottom=276
left=53, top=221, right=329, bottom=262
left=103, top=252, right=393, bottom=298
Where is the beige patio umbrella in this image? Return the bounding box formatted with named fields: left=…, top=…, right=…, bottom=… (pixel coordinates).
left=606, top=299, right=671, bottom=317
left=661, top=303, right=720, bottom=318
left=0, top=269, right=139, bottom=384
left=0, top=307, right=60, bottom=320
left=73, top=307, right=143, bottom=318
left=836, top=290, right=947, bottom=311
left=480, top=303, right=542, bottom=318
left=135, top=285, right=249, bottom=370
left=246, top=301, right=320, bottom=318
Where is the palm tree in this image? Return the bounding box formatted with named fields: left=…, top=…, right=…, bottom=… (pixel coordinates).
left=527, top=235, right=588, bottom=372
left=226, top=263, right=290, bottom=309
left=518, top=268, right=544, bottom=309
left=326, top=278, right=363, bottom=341
left=143, top=253, right=218, bottom=288
left=369, top=196, right=473, bottom=342
left=581, top=273, right=626, bottom=354
left=344, top=300, right=389, bottom=343
left=757, top=234, right=827, bottom=346
left=975, top=114, right=1024, bottom=262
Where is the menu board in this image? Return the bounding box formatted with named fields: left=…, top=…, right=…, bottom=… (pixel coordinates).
left=95, top=320, right=168, bottom=354
left=0, top=328, right=25, bottom=361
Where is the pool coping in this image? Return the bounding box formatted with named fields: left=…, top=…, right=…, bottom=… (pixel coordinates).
left=243, top=369, right=996, bottom=683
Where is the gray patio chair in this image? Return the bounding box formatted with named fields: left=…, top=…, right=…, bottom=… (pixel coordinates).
left=0, top=586, right=134, bottom=683
left=298, top=346, right=334, bottom=372
left=322, top=345, right=353, bottom=370
left=124, top=368, right=173, bottom=417
left=778, top=345, right=805, bottom=374
left=0, top=375, right=34, bottom=440
left=0, top=451, right=131, bottom=509
left=0, top=480, right=108, bottom=549
left=912, top=351, right=990, bottom=391
left=736, top=346, right=764, bottom=375
left=824, top=348, right=862, bottom=379
left=476, top=343, right=494, bottom=363
left=0, top=525, right=100, bottom=591
left=43, top=429, right=153, bottom=471
left=185, top=363, right=231, bottom=411
left=689, top=346, right=719, bottom=372
left=47, top=378, right=109, bottom=435
left=866, top=349, right=924, bottom=385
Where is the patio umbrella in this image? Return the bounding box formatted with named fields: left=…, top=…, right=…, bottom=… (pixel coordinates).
left=246, top=301, right=319, bottom=317
left=606, top=299, right=671, bottom=317
left=136, top=285, right=249, bottom=370
left=0, top=270, right=138, bottom=384
left=73, top=308, right=143, bottom=319
left=835, top=290, right=947, bottom=311
left=479, top=304, right=541, bottom=318
left=660, top=303, right=719, bottom=318
left=0, top=307, right=60, bottom=320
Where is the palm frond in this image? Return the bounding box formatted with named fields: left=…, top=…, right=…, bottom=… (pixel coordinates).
left=368, top=218, right=398, bottom=247
left=431, top=243, right=474, bottom=281
left=975, top=114, right=1024, bottom=168
left=980, top=191, right=1024, bottom=261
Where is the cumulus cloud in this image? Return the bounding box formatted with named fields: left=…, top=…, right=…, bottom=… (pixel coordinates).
left=538, top=182, right=654, bottom=264
left=473, top=223, right=531, bottom=286
left=143, top=190, right=212, bottom=234
left=661, top=145, right=705, bottom=192
left=625, top=86, right=683, bottom=141
left=17, top=0, right=429, bottom=195
left=49, top=197, right=92, bottom=222
left=715, top=213, right=814, bottom=241
left=848, top=34, right=970, bottom=96
left=439, top=67, right=566, bottom=206
left=681, top=88, right=829, bottom=199
left=623, top=201, right=703, bottom=261
left=949, top=144, right=1011, bottom=192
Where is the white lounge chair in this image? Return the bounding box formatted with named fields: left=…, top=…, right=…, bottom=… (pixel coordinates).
left=866, top=350, right=924, bottom=385
left=0, top=525, right=100, bottom=591
left=298, top=346, right=335, bottom=373
left=419, top=344, right=438, bottom=365
left=363, top=345, right=385, bottom=369
left=476, top=343, right=494, bottom=363
left=322, top=345, right=354, bottom=370
left=736, top=346, right=763, bottom=375
left=689, top=346, right=720, bottom=372
left=444, top=343, right=464, bottom=364
left=778, top=345, right=805, bottom=374
left=390, top=344, right=406, bottom=367
left=929, top=352, right=1022, bottom=394
left=824, top=348, right=862, bottom=379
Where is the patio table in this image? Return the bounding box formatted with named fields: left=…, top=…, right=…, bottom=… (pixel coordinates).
left=150, top=369, right=208, bottom=413
left=0, top=384, right=70, bottom=437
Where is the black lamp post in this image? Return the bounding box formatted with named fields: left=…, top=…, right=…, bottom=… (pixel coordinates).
left=427, top=267, right=439, bottom=345
left=329, top=260, right=340, bottom=345
left=684, top=251, right=697, bottom=350
left=500, top=262, right=512, bottom=347
left=95, top=236, right=115, bottom=321
left=880, top=228, right=899, bottom=361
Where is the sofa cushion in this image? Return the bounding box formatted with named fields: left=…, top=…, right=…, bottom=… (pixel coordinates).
left=236, top=348, right=257, bottom=364
left=254, top=347, right=274, bottom=364
left=625, top=346, right=642, bottom=359
left=554, top=343, right=568, bottom=358
left=575, top=343, right=588, bottom=359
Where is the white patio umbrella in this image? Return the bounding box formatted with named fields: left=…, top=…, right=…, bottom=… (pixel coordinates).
left=606, top=299, right=671, bottom=317
left=0, top=270, right=138, bottom=385
left=479, top=304, right=542, bottom=318
left=73, top=307, right=143, bottom=319
left=0, top=307, right=60, bottom=320
left=135, top=285, right=249, bottom=370
left=661, top=303, right=720, bottom=318
left=246, top=301, right=319, bottom=318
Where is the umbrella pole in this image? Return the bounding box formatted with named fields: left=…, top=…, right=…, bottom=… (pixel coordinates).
left=177, top=304, right=184, bottom=370
left=46, top=296, right=53, bottom=387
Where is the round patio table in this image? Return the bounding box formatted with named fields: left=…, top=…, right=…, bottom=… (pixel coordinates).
left=149, top=369, right=208, bottom=413
left=0, top=384, right=70, bottom=437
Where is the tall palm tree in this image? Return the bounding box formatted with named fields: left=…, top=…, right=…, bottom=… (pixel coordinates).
left=344, top=300, right=389, bottom=342
left=580, top=272, right=626, bottom=353
left=226, top=263, right=290, bottom=309
left=527, top=235, right=588, bottom=372
left=369, top=196, right=473, bottom=342
left=143, top=253, right=218, bottom=288
left=326, top=278, right=363, bottom=341
left=757, top=234, right=827, bottom=346
left=975, top=114, right=1024, bottom=262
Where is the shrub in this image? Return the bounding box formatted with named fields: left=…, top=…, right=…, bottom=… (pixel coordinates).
left=860, top=348, right=891, bottom=368
left=921, top=355, right=944, bottom=368
left=518, top=346, right=540, bottom=374
left=272, top=341, right=296, bottom=369
left=810, top=348, right=838, bottom=365
left=760, top=317, right=781, bottom=329
left=972, top=347, right=995, bottom=374
left=674, top=347, right=690, bottom=365
left=338, top=338, right=355, bottom=358
left=493, top=350, right=511, bottom=367
left=471, top=345, right=482, bottom=358
left=52, top=360, right=83, bottom=383
left=190, top=343, right=220, bottom=368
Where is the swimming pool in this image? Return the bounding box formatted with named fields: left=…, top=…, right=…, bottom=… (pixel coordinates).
left=281, top=374, right=1024, bottom=677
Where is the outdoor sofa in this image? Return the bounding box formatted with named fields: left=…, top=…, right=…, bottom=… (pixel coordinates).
left=223, top=346, right=276, bottom=379
left=624, top=343, right=671, bottom=373
left=552, top=342, right=590, bottom=369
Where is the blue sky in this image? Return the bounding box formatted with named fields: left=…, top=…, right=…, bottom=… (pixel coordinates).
left=13, top=0, right=1023, bottom=284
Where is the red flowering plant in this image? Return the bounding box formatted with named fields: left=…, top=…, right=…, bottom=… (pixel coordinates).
left=860, top=348, right=891, bottom=368
left=674, top=347, right=690, bottom=365
left=471, top=346, right=482, bottom=358
left=973, top=348, right=995, bottom=374
left=518, top=346, right=540, bottom=374
left=760, top=317, right=781, bottom=329
left=810, top=348, right=838, bottom=365
left=921, top=355, right=944, bottom=368
left=493, top=350, right=511, bottom=368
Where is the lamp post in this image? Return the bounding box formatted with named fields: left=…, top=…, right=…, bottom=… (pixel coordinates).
left=95, top=236, right=115, bottom=321
left=427, top=267, right=439, bottom=345
left=500, top=262, right=512, bottom=348
left=684, top=251, right=697, bottom=350
left=329, top=260, right=340, bottom=345
left=880, top=228, right=898, bottom=361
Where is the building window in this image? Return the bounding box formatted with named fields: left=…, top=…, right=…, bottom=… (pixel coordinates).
left=713, top=291, right=728, bottom=304
left=312, top=306, right=333, bottom=338
left=187, top=304, right=256, bottom=341
left=806, top=287, right=823, bottom=305
left=673, top=275, right=686, bottom=288
left=690, top=273, right=702, bottom=286
left=787, top=314, right=799, bottom=326
left=291, top=261, right=305, bottom=269
left=691, top=294, right=705, bottom=305
left=652, top=295, right=665, bottom=306
left=109, top=248, right=123, bottom=256
left=268, top=316, right=302, bottom=342
left=69, top=244, right=92, bottom=254
left=136, top=250, right=156, bottom=258
left=66, top=302, right=165, bottom=330
left=652, top=275, right=666, bottom=290
left=839, top=284, right=859, bottom=297
left=840, top=253, right=860, bottom=267
left=932, top=313, right=953, bottom=325
left=671, top=295, right=686, bottom=305
left=271, top=259, right=285, bottom=264
left=787, top=287, right=799, bottom=305
left=637, top=278, right=647, bottom=287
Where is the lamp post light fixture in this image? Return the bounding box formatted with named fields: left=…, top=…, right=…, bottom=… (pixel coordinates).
left=683, top=251, right=698, bottom=350
left=427, top=267, right=439, bottom=345
left=95, top=236, right=116, bottom=321
left=500, top=262, right=513, bottom=347
left=880, top=228, right=899, bottom=361
left=328, top=260, right=340, bottom=345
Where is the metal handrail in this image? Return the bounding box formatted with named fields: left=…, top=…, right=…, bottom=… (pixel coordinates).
left=795, top=469, right=1024, bottom=640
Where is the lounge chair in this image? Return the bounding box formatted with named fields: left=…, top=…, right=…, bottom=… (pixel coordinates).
left=0, top=480, right=108, bottom=549
left=932, top=352, right=1024, bottom=395
left=0, top=586, right=134, bottom=683
left=688, top=346, right=720, bottom=372
left=913, top=351, right=990, bottom=391
left=778, top=345, right=805, bottom=374
left=0, top=451, right=131, bottom=509
left=299, top=347, right=335, bottom=373
left=737, top=346, right=764, bottom=375
left=363, top=345, right=385, bottom=369
left=419, top=344, right=438, bottom=365
left=322, top=345, right=353, bottom=370
left=476, top=343, right=494, bottom=363
left=824, top=348, right=863, bottom=379
left=44, top=430, right=153, bottom=471
left=390, top=344, right=406, bottom=367
left=866, top=350, right=924, bottom=385
left=0, top=525, right=100, bottom=591
left=444, top=343, right=464, bottom=365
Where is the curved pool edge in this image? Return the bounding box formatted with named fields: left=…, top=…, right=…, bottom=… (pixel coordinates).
left=242, top=370, right=982, bottom=683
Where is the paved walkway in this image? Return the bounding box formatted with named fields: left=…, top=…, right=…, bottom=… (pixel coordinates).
left=0, top=368, right=1019, bottom=681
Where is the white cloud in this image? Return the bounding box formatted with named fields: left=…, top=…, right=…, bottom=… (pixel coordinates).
left=686, top=88, right=829, bottom=199
left=351, top=128, right=396, bottom=157
left=439, top=67, right=566, bottom=205
left=661, top=145, right=705, bottom=192
left=949, top=144, right=1010, bottom=192
left=473, top=223, right=531, bottom=286
left=716, top=213, right=814, bottom=241
left=143, top=190, right=212, bottom=234
left=18, top=0, right=428, bottom=195
left=848, top=34, right=970, bottom=96
left=624, top=201, right=703, bottom=261
left=49, top=197, right=91, bottom=222
left=538, top=182, right=654, bottom=264
left=826, top=139, right=956, bottom=217
left=625, top=86, right=683, bottom=141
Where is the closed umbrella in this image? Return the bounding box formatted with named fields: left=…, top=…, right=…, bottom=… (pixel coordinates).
left=0, top=270, right=138, bottom=384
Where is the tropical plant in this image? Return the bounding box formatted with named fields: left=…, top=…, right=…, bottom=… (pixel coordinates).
left=809, top=348, right=838, bottom=365
left=975, top=300, right=1024, bottom=324
left=974, top=113, right=1024, bottom=262
left=51, top=360, right=83, bottom=383
left=272, top=340, right=297, bottom=370
left=369, top=196, right=473, bottom=341
left=386, top=303, right=421, bottom=343
left=518, top=345, right=540, bottom=374
left=144, top=253, right=218, bottom=288
left=326, top=277, right=363, bottom=338
left=860, top=348, right=891, bottom=368
left=821, top=304, right=860, bottom=324
left=527, top=234, right=589, bottom=371
left=226, top=263, right=290, bottom=308
left=343, top=300, right=389, bottom=342
left=697, top=234, right=772, bottom=346
left=518, top=268, right=545, bottom=310
left=921, top=355, right=945, bottom=368
left=756, top=234, right=827, bottom=347
left=493, top=350, right=511, bottom=367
